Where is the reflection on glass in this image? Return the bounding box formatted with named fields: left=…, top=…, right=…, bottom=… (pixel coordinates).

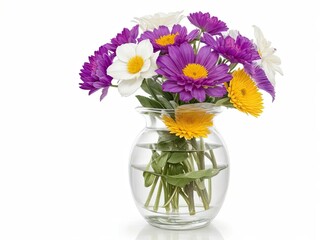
left=135, top=224, right=224, bottom=240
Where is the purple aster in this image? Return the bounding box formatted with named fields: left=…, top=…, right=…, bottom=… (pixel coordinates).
left=104, top=25, right=139, bottom=52
left=244, top=64, right=275, bottom=101
left=204, top=33, right=260, bottom=64
left=188, top=11, right=228, bottom=36
left=138, top=24, right=199, bottom=53
left=79, top=46, right=114, bottom=101
left=156, top=43, right=232, bottom=102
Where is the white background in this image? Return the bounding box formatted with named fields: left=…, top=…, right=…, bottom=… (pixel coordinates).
left=0, top=0, right=319, bottom=239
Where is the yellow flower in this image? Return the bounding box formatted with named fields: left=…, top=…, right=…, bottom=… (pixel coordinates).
left=162, top=105, right=214, bottom=140
left=227, top=69, right=264, bottom=117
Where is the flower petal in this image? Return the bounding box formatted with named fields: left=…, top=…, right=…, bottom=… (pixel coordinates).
left=133, top=11, right=184, bottom=31
left=253, top=25, right=282, bottom=86
left=107, top=60, right=132, bottom=80
left=187, top=29, right=200, bottom=41
left=196, top=46, right=218, bottom=68
left=244, top=64, right=275, bottom=101
left=162, top=80, right=184, bottom=92
left=141, top=60, right=157, bottom=78
left=205, top=86, right=227, bottom=97
left=118, top=77, right=143, bottom=97
left=136, top=39, right=153, bottom=60
left=179, top=91, right=193, bottom=102
left=156, top=54, right=181, bottom=76
left=116, top=43, right=136, bottom=62
left=191, top=88, right=206, bottom=102
left=253, top=25, right=269, bottom=49
left=140, top=59, right=151, bottom=73
left=100, top=87, right=109, bottom=101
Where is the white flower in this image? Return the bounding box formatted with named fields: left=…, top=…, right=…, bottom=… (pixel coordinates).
left=227, top=29, right=239, bottom=40
left=133, top=11, right=184, bottom=31
left=253, top=25, right=283, bottom=86
left=107, top=40, right=160, bottom=97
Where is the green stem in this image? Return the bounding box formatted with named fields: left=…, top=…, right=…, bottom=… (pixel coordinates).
left=174, top=93, right=179, bottom=105
left=162, top=166, right=171, bottom=212
left=190, top=138, right=201, bottom=168
left=202, top=191, right=210, bottom=210
left=153, top=180, right=163, bottom=211
left=198, top=137, right=205, bottom=170
left=185, top=183, right=195, bottom=215
left=209, top=149, right=218, bottom=169
left=198, top=137, right=210, bottom=210
left=222, top=58, right=229, bottom=64
left=174, top=189, right=179, bottom=212
left=144, top=176, right=159, bottom=208
left=178, top=188, right=190, bottom=206
left=184, top=157, right=194, bottom=172
left=208, top=178, right=212, bottom=204
left=229, top=62, right=238, bottom=72
left=163, top=187, right=178, bottom=207
left=191, top=152, right=200, bottom=169
left=194, top=30, right=203, bottom=54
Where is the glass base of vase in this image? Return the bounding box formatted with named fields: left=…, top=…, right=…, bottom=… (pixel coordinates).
left=139, top=206, right=218, bottom=230
left=145, top=216, right=211, bottom=230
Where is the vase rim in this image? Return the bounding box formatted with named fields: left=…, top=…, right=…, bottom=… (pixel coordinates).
left=136, top=103, right=224, bottom=115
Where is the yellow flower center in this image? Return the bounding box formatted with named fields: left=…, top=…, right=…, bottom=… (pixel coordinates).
left=127, top=56, right=144, bottom=74
left=182, top=63, right=208, bottom=80
left=155, top=33, right=178, bottom=46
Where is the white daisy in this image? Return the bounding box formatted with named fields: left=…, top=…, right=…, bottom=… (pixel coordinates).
left=133, top=11, right=184, bottom=31
left=107, top=40, right=159, bottom=97
left=227, top=29, right=239, bottom=40
left=253, top=25, right=283, bottom=86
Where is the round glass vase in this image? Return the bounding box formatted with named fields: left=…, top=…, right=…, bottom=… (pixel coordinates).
left=129, top=105, right=229, bottom=230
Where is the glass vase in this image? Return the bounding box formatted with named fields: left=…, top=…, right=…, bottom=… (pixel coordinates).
left=129, top=104, right=229, bottom=230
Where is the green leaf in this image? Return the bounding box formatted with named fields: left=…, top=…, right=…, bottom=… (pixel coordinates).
left=169, top=100, right=179, bottom=108
left=157, top=132, right=182, bottom=151
left=167, top=152, right=188, bottom=164
left=215, top=97, right=231, bottom=106
left=143, top=171, right=155, bottom=187
left=146, top=78, right=174, bottom=101
left=157, top=137, right=188, bottom=151
left=205, top=96, right=216, bottom=103
left=136, top=95, right=163, bottom=108
left=168, top=163, right=184, bottom=175
left=151, top=151, right=160, bottom=173
left=224, top=102, right=235, bottom=108
left=166, top=168, right=223, bottom=188
left=146, top=78, right=162, bottom=90
left=140, top=79, right=151, bottom=95
left=157, top=152, right=170, bottom=169
left=158, top=131, right=178, bottom=142
left=157, top=96, right=173, bottom=109
left=151, top=151, right=169, bottom=173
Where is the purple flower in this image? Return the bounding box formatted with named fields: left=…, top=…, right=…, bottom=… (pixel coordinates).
left=156, top=43, right=232, bottom=102
left=79, top=46, right=114, bottom=101
left=244, top=63, right=275, bottom=101
left=104, top=25, right=139, bottom=52
left=138, top=24, right=199, bottom=53
left=188, top=11, right=228, bottom=35
left=204, top=33, right=260, bottom=64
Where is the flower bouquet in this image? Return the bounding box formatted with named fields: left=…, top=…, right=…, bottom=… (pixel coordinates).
left=79, top=11, right=282, bottom=229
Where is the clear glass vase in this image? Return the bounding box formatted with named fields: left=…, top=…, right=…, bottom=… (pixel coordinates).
left=129, top=104, right=230, bottom=230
